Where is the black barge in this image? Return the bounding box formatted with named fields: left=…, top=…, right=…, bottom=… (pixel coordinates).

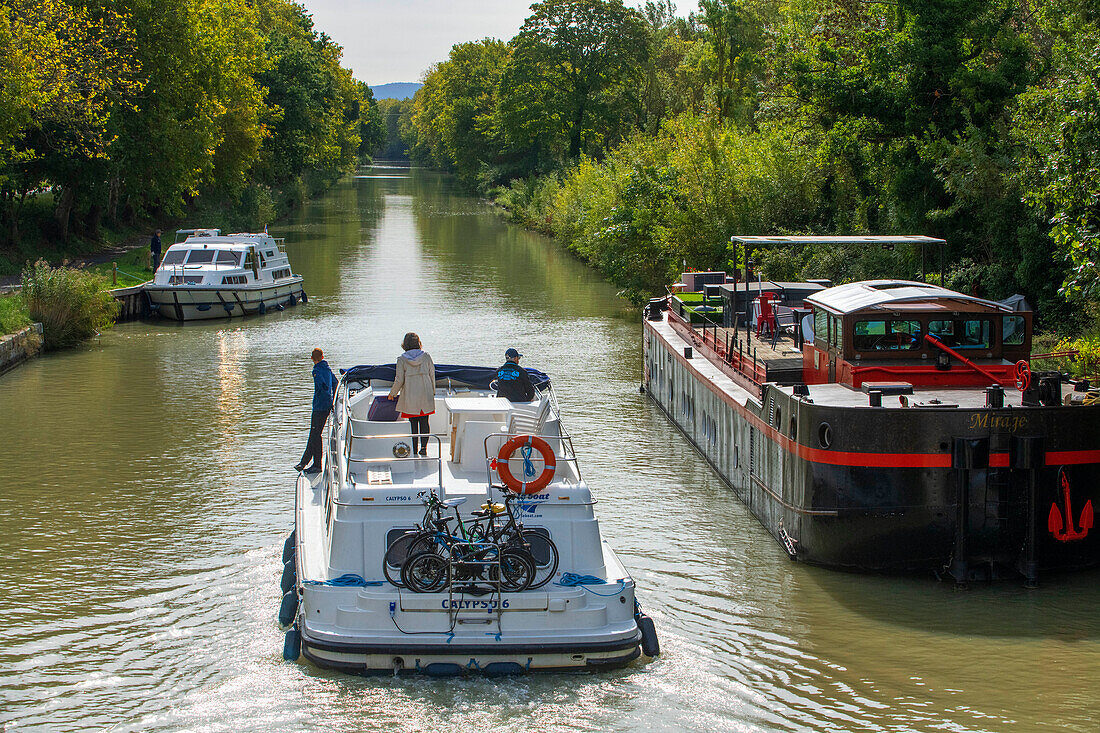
left=643, top=236, right=1099, bottom=584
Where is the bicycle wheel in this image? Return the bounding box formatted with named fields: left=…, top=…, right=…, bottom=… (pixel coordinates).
left=501, top=530, right=559, bottom=589
left=521, top=531, right=559, bottom=590
left=491, top=549, right=535, bottom=592
left=401, top=551, right=450, bottom=593
left=382, top=531, right=436, bottom=587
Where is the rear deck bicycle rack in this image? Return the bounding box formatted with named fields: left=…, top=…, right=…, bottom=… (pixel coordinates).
left=445, top=540, right=506, bottom=635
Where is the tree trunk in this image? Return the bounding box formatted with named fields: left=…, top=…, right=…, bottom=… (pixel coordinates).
left=569, top=102, right=585, bottom=159
left=107, top=176, right=120, bottom=224
left=87, top=203, right=103, bottom=239
left=55, top=186, right=75, bottom=241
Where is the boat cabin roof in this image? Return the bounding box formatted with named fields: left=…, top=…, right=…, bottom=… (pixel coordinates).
left=174, top=228, right=279, bottom=249
left=806, top=280, right=1011, bottom=316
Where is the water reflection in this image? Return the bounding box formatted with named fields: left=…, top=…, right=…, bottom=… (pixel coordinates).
left=0, top=166, right=1097, bottom=732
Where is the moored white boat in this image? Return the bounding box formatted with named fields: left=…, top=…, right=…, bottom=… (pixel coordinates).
left=280, top=364, right=659, bottom=675
left=145, top=229, right=305, bottom=321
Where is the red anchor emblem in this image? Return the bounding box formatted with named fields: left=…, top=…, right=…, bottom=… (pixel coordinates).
left=1048, top=467, right=1094, bottom=542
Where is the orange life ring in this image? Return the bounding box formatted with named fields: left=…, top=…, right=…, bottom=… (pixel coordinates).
left=497, top=435, right=556, bottom=494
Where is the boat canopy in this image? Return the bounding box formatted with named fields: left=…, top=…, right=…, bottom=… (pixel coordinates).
left=342, top=364, right=551, bottom=390
left=806, top=280, right=1010, bottom=315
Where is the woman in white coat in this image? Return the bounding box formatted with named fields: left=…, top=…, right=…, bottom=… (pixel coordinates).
left=388, top=332, right=436, bottom=456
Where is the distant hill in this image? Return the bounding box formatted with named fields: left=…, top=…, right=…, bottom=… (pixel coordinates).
left=370, top=82, right=422, bottom=100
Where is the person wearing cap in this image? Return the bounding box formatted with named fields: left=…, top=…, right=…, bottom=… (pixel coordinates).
left=495, top=348, right=535, bottom=402
left=150, top=228, right=163, bottom=271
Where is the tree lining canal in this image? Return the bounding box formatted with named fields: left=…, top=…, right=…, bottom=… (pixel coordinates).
left=1, top=167, right=1097, bottom=731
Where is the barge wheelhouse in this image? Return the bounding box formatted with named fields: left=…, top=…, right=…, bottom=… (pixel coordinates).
left=145, top=229, right=305, bottom=321
left=643, top=237, right=1100, bottom=583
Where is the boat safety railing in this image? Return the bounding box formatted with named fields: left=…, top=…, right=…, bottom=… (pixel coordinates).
left=666, top=297, right=767, bottom=388
left=342, top=431, right=444, bottom=491
left=482, top=432, right=583, bottom=488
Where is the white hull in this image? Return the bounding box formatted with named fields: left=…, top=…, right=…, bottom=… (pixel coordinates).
left=286, top=368, right=654, bottom=675
left=145, top=278, right=304, bottom=321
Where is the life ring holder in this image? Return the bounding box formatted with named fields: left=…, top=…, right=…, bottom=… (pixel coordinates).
left=496, top=435, right=556, bottom=494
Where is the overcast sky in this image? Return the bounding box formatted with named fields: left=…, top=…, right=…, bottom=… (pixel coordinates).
left=301, top=0, right=698, bottom=85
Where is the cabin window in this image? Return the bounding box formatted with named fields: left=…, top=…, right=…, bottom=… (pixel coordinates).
left=168, top=274, right=204, bottom=285
left=161, top=250, right=186, bottom=265
left=221, top=275, right=247, bottom=285
left=928, top=319, right=992, bottom=349
left=186, top=249, right=215, bottom=264
left=853, top=320, right=922, bottom=351
left=216, top=250, right=242, bottom=266
left=814, top=310, right=827, bottom=343
left=1003, top=315, right=1026, bottom=346
left=828, top=315, right=843, bottom=348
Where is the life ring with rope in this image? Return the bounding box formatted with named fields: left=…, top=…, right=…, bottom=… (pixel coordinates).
left=495, top=434, right=556, bottom=494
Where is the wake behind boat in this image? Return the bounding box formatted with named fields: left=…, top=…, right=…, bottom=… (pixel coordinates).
left=145, top=228, right=305, bottom=321
left=279, top=364, right=659, bottom=675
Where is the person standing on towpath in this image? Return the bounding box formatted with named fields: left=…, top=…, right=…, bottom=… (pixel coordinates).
left=150, top=229, right=162, bottom=271
left=296, top=348, right=338, bottom=474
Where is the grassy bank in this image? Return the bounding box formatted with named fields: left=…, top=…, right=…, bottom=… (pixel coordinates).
left=0, top=293, right=31, bottom=335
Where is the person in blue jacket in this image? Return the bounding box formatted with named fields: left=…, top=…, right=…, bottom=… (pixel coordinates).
left=296, top=347, right=338, bottom=473
left=494, top=347, right=536, bottom=402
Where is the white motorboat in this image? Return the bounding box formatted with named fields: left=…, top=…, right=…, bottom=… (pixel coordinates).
left=145, top=228, right=305, bottom=321
left=280, top=364, right=659, bottom=675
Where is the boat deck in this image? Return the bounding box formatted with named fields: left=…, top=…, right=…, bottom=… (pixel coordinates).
left=657, top=310, right=1030, bottom=410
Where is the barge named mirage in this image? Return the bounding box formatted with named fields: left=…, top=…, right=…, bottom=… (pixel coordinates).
left=642, top=236, right=1100, bottom=585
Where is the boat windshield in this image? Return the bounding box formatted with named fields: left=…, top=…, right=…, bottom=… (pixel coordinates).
left=161, top=249, right=186, bottom=265
left=853, top=320, right=922, bottom=351
left=928, top=318, right=992, bottom=349
left=187, top=250, right=215, bottom=264
left=216, top=250, right=242, bottom=266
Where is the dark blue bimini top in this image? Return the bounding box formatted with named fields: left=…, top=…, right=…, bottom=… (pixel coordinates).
left=341, top=363, right=551, bottom=391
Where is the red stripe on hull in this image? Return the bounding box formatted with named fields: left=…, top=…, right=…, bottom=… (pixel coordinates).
left=645, top=318, right=1100, bottom=471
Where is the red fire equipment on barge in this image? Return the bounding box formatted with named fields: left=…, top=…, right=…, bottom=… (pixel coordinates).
left=642, top=236, right=1100, bottom=585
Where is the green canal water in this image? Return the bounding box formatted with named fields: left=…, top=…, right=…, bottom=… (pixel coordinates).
left=1, top=167, right=1098, bottom=732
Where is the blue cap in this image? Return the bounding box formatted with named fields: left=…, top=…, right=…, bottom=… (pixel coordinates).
left=505, top=348, right=522, bottom=359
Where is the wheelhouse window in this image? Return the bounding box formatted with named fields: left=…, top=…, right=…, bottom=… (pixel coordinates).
left=829, top=315, right=843, bottom=349
left=1003, top=315, right=1026, bottom=346
left=186, top=249, right=215, bottom=264
left=161, top=250, right=186, bottom=265
left=814, top=310, right=827, bottom=344
left=928, top=319, right=992, bottom=349
left=216, top=250, right=242, bottom=266
left=853, top=320, right=922, bottom=351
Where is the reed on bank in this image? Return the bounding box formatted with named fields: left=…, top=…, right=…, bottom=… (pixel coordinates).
left=19, top=261, right=119, bottom=350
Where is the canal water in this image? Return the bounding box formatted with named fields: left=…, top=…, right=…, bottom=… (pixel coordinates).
left=2, top=167, right=1098, bottom=732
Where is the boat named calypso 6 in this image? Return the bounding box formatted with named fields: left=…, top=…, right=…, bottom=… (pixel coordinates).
left=279, top=363, right=660, bottom=674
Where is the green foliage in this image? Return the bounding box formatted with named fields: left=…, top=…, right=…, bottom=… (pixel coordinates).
left=1013, top=0, right=1100, bottom=300
left=511, top=114, right=830, bottom=303
left=19, top=260, right=119, bottom=350
left=0, top=292, right=30, bottom=334
left=501, top=0, right=651, bottom=165
left=374, top=99, right=412, bottom=159
left=409, top=40, right=512, bottom=185
left=0, top=0, right=374, bottom=256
